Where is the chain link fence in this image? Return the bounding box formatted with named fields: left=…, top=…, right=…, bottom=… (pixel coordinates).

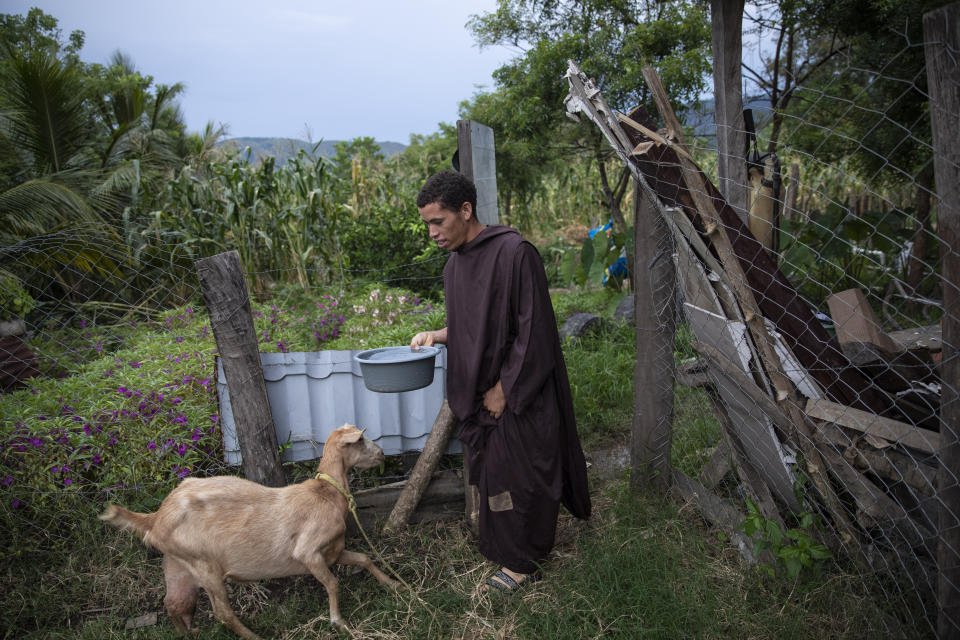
left=563, top=5, right=957, bottom=638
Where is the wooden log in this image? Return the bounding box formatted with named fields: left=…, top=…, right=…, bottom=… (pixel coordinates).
left=196, top=251, right=284, bottom=487
left=350, top=469, right=465, bottom=535
left=631, top=184, right=675, bottom=493
left=923, top=6, right=960, bottom=637
left=805, top=398, right=939, bottom=455
left=383, top=401, right=456, bottom=533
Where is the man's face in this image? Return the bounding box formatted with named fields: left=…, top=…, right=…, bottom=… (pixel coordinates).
left=418, top=201, right=474, bottom=252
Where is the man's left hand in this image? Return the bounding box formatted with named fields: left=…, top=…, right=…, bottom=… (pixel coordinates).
left=483, top=380, right=506, bottom=419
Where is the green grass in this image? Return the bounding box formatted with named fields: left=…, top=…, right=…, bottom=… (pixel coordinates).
left=2, top=477, right=920, bottom=639
left=0, top=286, right=932, bottom=639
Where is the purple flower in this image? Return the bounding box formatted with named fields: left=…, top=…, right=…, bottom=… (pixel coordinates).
left=12, top=498, right=22, bottom=508
left=210, top=414, right=219, bottom=423
left=176, top=444, right=188, bottom=456
left=51, top=466, right=60, bottom=473
left=147, top=441, right=157, bottom=450
left=83, top=425, right=92, bottom=435
left=175, top=336, right=184, bottom=343
left=190, top=429, right=202, bottom=442
left=64, top=478, right=72, bottom=486
left=1, top=476, right=12, bottom=487
left=129, top=361, right=141, bottom=368
left=173, top=414, right=187, bottom=425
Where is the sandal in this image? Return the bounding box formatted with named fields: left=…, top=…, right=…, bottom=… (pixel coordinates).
left=485, top=568, right=542, bottom=593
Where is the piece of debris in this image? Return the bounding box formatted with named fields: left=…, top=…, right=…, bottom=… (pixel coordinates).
left=125, top=612, right=158, bottom=629
left=560, top=312, right=604, bottom=339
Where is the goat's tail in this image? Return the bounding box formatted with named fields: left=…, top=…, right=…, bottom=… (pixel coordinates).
left=99, top=504, right=155, bottom=541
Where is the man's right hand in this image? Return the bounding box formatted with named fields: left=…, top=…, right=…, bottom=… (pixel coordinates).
left=410, top=327, right=447, bottom=350
left=410, top=331, right=434, bottom=350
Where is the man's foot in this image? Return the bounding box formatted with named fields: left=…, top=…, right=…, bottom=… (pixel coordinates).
left=485, top=567, right=542, bottom=593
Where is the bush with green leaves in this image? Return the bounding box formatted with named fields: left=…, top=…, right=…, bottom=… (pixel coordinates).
left=741, top=498, right=833, bottom=580
left=0, top=270, right=36, bottom=322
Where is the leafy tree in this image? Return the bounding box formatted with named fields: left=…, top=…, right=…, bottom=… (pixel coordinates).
left=767, top=0, right=952, bottom=300
left=466, top=0, right=711, bottom=234
left=0, top=8, right=191, bottom=313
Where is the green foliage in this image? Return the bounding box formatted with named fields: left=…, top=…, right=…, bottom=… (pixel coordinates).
left=464, top=0, right=710, bottom=229
left=0, top=269, right=35, bottom=320
left=552, top=288, right=634, bottom=445
left=779, top=202, right=928, bottom=308
left=741, top=498, right=833, bottom=580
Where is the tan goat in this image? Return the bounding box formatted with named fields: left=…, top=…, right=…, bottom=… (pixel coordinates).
left=100, top=424, right=398, bottom=638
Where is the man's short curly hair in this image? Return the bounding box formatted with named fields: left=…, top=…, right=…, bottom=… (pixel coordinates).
left=416, top=170, right=477, bottom=213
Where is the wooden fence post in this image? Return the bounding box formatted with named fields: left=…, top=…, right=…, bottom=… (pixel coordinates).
left=924, top=4, right=960, bottom=637
left=631, top=183, right=676, bottom=493
left=710, top=0, right=748, bottom=224
left=457, top=120, right=500, bottom=226
left=196, top=250, right=285, bottom=487
left=457, top=120, right=499, bottom=535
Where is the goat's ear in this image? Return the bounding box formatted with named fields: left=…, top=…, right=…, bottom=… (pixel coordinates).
left=341, top=427, right=365, bottom=444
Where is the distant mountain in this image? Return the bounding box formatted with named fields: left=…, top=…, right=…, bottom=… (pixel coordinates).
left=217, top=137, right=406, bottom=165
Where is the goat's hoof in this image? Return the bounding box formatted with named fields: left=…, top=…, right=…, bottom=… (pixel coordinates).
left=331, top=618, right=349, bottom=632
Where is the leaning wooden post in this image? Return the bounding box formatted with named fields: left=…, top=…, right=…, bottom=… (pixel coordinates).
left=631, top=183, right=675, bottom=493
left=710, top=0, right=748, bottom=224
left=924, top=4, right=960, bottom=637
left=383, top=401, right=456, bottom=533
left=196, top=251, right=285, bottom=487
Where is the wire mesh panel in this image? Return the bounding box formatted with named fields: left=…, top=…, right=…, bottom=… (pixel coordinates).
left=564, top=4, right=958, bottom=634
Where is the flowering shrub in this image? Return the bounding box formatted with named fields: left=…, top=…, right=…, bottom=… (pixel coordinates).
left=0, top=287, right=444, bottom=554
left=330, top=285, right=442, bottom=349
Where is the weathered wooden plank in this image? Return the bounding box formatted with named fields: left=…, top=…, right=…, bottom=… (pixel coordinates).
left=350, top=469, right=465, bottom=535
left=805, top=398, right=939, bottom=455
left=631, top=185, right=676, bottom=493
left=671, top=470, right=758, bottom=564
left=196, top=251, right=284, bottom=487
left=888, top=324, right=942, bottom=352
left=699, top=438, right=732, bottom=489
left=710, top=0, right=748, bottom=223
left=457, top=120, right=499, bottom=226
left=692, top=339, right=863, bottom=555
left=686, top=306, right=799, bottom=511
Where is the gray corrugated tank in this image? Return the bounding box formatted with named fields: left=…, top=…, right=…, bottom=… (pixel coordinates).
left=217, top=347, right=455, bottom=465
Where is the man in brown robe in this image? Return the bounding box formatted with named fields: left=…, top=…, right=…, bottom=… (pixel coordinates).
left=410, top=170, right=591, bottom=591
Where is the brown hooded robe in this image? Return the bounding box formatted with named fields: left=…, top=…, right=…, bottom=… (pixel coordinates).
left=445, top=225, right=591, bottom=574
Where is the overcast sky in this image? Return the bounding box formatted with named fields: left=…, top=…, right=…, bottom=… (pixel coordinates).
left=4, top=1, right=517, bottom=144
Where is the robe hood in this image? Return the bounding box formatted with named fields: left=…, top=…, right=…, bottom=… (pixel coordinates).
left=455, top=225, right=519, bottom=254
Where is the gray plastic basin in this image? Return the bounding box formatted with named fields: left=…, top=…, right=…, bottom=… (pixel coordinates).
left=354, top=346, right=439, bottom=393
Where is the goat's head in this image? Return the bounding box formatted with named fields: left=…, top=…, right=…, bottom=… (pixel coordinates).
left=324, top=424, right=385, bottom=471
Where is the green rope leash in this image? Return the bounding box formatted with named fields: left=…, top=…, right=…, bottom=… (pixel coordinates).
left=315, top=472, right=415, bottom=593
